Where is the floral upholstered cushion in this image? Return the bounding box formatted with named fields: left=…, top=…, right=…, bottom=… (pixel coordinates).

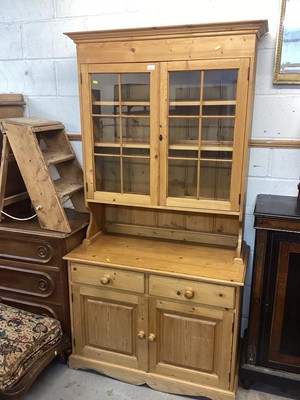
left=0, top=303, right=62, bottom=390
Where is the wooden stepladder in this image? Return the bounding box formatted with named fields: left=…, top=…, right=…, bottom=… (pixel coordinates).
left=0, top=117, right=87, bottom=233
left=0, top=128, right=29, bottom=219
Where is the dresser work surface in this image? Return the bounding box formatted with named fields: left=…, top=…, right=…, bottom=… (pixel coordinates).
left=65, top=234, right=247, bottom=286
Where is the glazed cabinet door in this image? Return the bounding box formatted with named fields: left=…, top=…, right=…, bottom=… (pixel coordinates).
left=71, top=284, right=148, bottom=371
left=160, top=59, right=250, bottom=212
left=80, top=63, right=160, bottom=206
left=148, top=298, right=234, bottom=389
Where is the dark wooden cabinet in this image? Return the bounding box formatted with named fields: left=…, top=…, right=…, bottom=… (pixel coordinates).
left=0, top=209, right=88, bottom=341
left=240, top=194, right=300, bottom=389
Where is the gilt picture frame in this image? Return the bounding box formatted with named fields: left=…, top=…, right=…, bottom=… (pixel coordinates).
left=274, top=0, right=300, bottom=84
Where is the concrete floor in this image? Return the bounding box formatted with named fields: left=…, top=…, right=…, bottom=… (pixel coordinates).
left=23, top=359, right=300, bottom=400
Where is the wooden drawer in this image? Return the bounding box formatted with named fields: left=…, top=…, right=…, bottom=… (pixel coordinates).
left=70, top=263, right=145, bottom=294
left=0, top=264, right=59, bottom=302
left=0, top=235, right=55, bottom=264
left=149, top=275, right=235, bottom=309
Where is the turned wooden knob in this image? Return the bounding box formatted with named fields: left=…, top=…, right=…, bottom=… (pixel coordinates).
left=148, top=333, right=156, bottom=342
left=100, top=275, right=110, bottom=285
left=184, top=289, right=194, bottom=299
left=137, top=331, right=146, bottom=339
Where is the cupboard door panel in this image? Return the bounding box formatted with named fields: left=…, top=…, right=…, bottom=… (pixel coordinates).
left=161, top=313, right=215, bottom=372
left=86, top=298, right=134, bottom=355
left=71, top=284, right=148, bottom=371
left=148, top=299, right=234, bottom=389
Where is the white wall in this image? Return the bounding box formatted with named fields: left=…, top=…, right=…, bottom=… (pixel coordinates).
left=1, top=0, right=299, bottom=333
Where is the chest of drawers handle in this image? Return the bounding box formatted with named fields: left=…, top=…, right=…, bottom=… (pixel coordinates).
left=38, top=279, right=49, bottom=292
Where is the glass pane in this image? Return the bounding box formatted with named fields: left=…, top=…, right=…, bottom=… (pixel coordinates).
left=200, top=151, right=232, bottom=160
left=120, top=74, right=150, bottom=101
left=280, top=252, right=300, bottom=357
left=122, top=118, right=150, bottom=144
left=95, top=156, right=120, bottom=192
left=201, top=118, right=234, bottom=144
left=92, top=103, right=102, bottom=115
left=202, top=105, right=236, bottom=116
left=121, top=105, right=150, bottom=115
left=169, top=106, right=200, bottom=116
left=123, top=148, right=150, bottom=156
left=123, top=158, right=150, bottom=195
left=200, top=161, right=231, bottom=200
left=93, top=105, right=117, bottom=115
left=169, top=118, right=199, bottom=145
left=169, top=71, right=201, bottom=101
left=91, top=74, right=119, bottom=102
left=203, top=70, right=238, bottom=100
left=169, top=149, right=198, bottom=158
left=94, top=147, right=120, bottom=155
left=93, top=117, right=120, bottom=143
left=168, top=159, right=197, bottom=198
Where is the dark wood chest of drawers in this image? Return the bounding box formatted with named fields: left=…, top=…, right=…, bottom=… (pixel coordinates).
left=0, top=209, right=88, bottom=340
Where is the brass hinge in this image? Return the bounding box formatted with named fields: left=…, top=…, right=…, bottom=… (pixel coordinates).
left=80, top=73, right=82, bottom=84
left=239, top=193, right=241, bottom=205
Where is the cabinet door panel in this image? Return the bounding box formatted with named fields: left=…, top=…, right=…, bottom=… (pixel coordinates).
left=148, top=299, right=234, bottom=389
left=86, top=298, right=134, bottom=354
left=161, top=312, right=215, bottom=372
left=71, top=284, right=148, bottom=371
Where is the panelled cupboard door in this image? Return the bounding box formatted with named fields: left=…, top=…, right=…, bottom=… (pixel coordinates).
left=71, top=284, right=148, bottom=371
left=148, top=298, right=234, bottom=389
left=160, top=59, right=250, bottom=212
left=80, top=63, right=160, bottom=206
